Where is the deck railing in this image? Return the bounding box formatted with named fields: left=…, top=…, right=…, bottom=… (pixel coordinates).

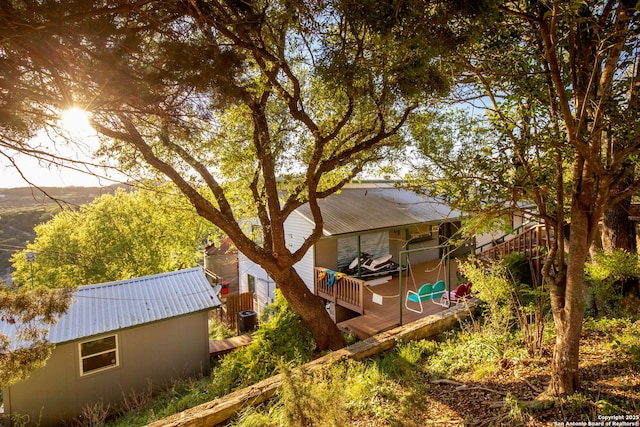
left=477, top=224, right=549, bottom=286
left=314, top=267, right=365, bottom=314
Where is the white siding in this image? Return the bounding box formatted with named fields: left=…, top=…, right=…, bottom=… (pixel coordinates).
left=237, top=212, right=317, bottom=313
left=285, top=212, right=316, bottom=292
left=238, top=252, right=272, bottom=315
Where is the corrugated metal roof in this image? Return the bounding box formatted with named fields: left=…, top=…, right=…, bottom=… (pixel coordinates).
left=1, top=267, right=221, bottom=345
left=294, top=183, right=461, bottom=236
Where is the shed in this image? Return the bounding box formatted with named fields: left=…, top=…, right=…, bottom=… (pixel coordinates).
left=1, top=267, right=221, bottom=426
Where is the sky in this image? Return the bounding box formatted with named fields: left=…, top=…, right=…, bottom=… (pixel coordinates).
left=1, top=154, right=110, bottom=188
left=1, top=109, right=123, bottom=188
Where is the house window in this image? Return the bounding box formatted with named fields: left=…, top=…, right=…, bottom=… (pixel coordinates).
left=248, top=274, right=256, bottom=298
left=79, top=335, right=119, bottom=376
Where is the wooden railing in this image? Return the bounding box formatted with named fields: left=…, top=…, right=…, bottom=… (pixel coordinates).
left=314, top=267, right=365, bottom=314
left=477, top=224, right=549, bottom=286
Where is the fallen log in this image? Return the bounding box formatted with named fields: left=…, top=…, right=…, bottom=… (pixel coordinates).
left=147, top=298, right=479, bottom=427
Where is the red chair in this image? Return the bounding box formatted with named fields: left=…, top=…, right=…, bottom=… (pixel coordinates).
left=443, top=282, right=472, bottom=305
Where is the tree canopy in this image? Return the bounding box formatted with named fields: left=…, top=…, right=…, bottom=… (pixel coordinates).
left=0, top=0, right=495, bottom=350
left=409, top=0, right=640, bottom=395
left=10, top=186, right=217, bottom=288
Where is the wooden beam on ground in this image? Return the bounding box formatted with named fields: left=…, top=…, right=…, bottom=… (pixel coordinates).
left=146, top=298, right=479, bottom=427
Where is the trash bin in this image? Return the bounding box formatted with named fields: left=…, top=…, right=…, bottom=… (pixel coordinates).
left=237, top=310, right=257, bottom=333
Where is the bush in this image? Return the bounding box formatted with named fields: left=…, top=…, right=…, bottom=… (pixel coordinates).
left=585, top=250, right=640, bottom=317
left=460, top=255, right=548, bottom=356
left=232, top=359, right=385, bottom=427
left=210, top=290, right=315, bottom=397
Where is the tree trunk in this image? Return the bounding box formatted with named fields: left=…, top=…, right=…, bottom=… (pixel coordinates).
left=272, top=266, right=347, bottom=351
left=547, top=198, right=590, bottom=395
left=602, top=183, right=636, bottom=254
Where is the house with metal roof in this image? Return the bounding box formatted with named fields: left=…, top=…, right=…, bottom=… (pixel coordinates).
left=238, top=182, right=472, bottom=315
left=1, top=267, right=221, bottom=427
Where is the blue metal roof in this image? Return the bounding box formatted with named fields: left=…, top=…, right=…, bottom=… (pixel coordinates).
left=1, top=267, right=221, bottom=345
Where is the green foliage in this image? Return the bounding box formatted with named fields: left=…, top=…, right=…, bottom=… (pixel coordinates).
left=586, top=250, right=640, bottom=283
left=426, top=329, right=525, bottom=379
left=583, top=317, right=640, bottom=365
left=209, top=291, right=315, bottom=397
left=107, top=312, right=640, bottom=426
left=582, top=317, right=632, bottom=335
left=208, top=318, right=236, bottom=341
left=105, top=376, right=213, bottom=426
left=585, top=250, right=640, bottom=317
left=231, top=359, right=385, bottom=427
left=10, top=185, right=217, bottom=287
left=460, top=256, right=547, bottom=356
left=609, top=320, right=640, bottom=365
left=502, top=252, right=534, bottom=288
left=374, top=340, right=437, bottom=382
left=459, top=258, right=516, bottom=331
left=0, top=285, right=73, bottom=386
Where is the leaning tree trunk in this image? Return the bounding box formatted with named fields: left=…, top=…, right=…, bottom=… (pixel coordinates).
left=271, top=266, right=346, bottom=351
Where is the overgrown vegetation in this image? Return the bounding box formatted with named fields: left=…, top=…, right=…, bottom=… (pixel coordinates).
left=227, top=317, right=639, bottom=427
left=460, top=254, right=548, bottom=356
left=209, top=291, right=315, bottom=397
left=585, top=249, right=640, bottom=318
left=104, top=291, right=315, bottom=426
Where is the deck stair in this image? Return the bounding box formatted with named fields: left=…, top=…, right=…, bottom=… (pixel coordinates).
left=476, top=223, right=549, bottom=286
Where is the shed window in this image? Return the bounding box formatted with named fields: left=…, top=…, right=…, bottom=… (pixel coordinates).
left=79, top=335, right=118, bottom=376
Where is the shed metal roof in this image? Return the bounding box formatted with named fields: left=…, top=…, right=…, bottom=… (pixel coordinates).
left=294, top=184, right=461, bottom=236
left=1, top=267, right=221, bottom=345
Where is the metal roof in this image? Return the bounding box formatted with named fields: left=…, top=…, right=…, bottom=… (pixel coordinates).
left=294, top=183, right=461, bottom=236
left=1, top=267, right=221, bottom=345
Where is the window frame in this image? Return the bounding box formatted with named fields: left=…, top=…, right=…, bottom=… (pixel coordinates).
left=78, top=334, right=119, bottom=377
left=247, top=274, right=256, bottom=302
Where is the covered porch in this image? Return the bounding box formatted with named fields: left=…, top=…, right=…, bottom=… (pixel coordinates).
left=315, top=258, right=463, bottom=340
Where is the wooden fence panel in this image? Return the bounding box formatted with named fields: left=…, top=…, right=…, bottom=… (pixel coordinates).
left=223, top=292, right=254, bottom=331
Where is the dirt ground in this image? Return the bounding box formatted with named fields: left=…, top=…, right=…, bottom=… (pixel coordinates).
left=351, top=327, right=640, bottom=427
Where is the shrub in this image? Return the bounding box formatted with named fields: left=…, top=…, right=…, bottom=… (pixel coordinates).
left=210, top=290, right=315, bottom=397
left=585, top=249, right=640, bottom=317
left=232, top=359, right=385, bottom=427
left=461, top=256, right=547, bottom=356
left=208, top=317, right=235, bottom=340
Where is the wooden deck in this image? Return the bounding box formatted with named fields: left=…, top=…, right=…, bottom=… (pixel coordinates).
left=337, top=259, right=461, bottom=340
left=209, top=334, right=253, bottom=358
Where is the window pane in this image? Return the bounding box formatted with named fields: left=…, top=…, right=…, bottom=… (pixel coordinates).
left=81, top=336, right=116, bottom=357
left=82, top=351, right=117, bottom=374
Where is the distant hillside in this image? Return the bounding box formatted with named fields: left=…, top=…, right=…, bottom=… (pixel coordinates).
left=0, top=184, right=128, bottom=209
left=0, top=184, right=128, bottom=283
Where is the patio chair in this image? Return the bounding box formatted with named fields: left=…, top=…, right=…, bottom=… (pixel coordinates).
left=442, top=282, right=472, bottom=305
left=405, top=280, right=449, bottom=314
